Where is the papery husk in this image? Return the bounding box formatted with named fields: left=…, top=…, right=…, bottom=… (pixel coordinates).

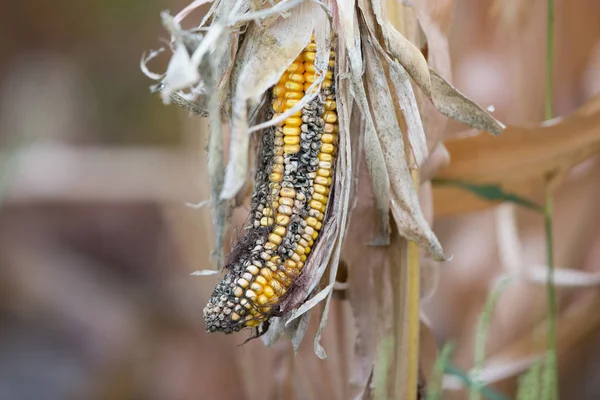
left=433, top=93, right=600, bottom=216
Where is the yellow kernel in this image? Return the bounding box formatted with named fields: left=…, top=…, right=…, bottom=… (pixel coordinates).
left=304, top=246, right=311, bottom=255
left=261, top=252, right=271, bottom=261
left=285, top=259, right=297, bottom=270
left=323, top=79, right=333, bottom=89
left=255, top=276, right=267, bottom=286
left=283, top=136, right=300, bottom=145
left=284, top=81, right=303, bottom=91
left=316, top=221, right=322, bottom=230
left=274, top=137, right=284, bottom=146
left=278, top=72, right=289, bottom=84
left=250, top=282, right=264, bottom=294
left=260, top=217, right=274, bottom=226
left=272, top=164, right=284, bottom=173
left=273, top=225, right=286, bottom=237
left=304, top=226, right=315, bottom=236
left=318, top=152, right=333, bottom=162
left=279, top=197, right=294, bottom=207
left=278, top=204, right=293, bottom=215
left=321, top=133, right=335, bottom=144
left=315, top=176, right=331, bottom=186
left=303, top=52, right=316, bottom=62
left=305, top=42, right=317, bottom=52
left=245, top=289, right=257, bottom=299
left=257, top=294, right=269, bottom=305
left=310, top=200, right=324, bottom=211
left=285, top=99, right=300, bottom=108
left=284, top=144, right=300, bottom=154
left=306, top=217, right=318, bottom=227
left=312, top=230, right=319, bottom=240
left=273, top=155, right=284, bottom=164
left=273, top=146, right=284, bottom=156
left=276, top=215, right=290, bottom=226
left=312, top=193, right=327, bottom=203
left=273, top=98, right=285, bottom=112
left=305, top=63, right=315, bottom=73
left=280, top=188, right=296, bottom=198
left=319, top=161, right=332, bottom=169
left=237, top=278, right=249, bottom=288
left=284, top=91, right=303, bottom=100
left=263, top=286, right=275, bottom=298
left=291, top=253, right=301, bottom=262
left=324, top=111, right=337, bottom=123
left=263, top=208, right=273, bottom=217
left=264, top=242, right=277, bottom=251
left=295, top=244, right=305, bottom=254
left=270, top=172, right=283, bottom=182
left=273, top=84, right=286, bottom=97
left=304, top=82, right=318, bottom=93
left=266, top=261, right=278, bottom=271
left=321, top=144, right=335, bottom=154
left=269, top=233, right=282, bottom=245
left=317, top=168, right=331, bottom=178
left=288, top=73, right=305, bottom=83
left=313, top=184, right=329, bottom=195
left=325, top=70, right=333, bottom=79
left=233, top=287, right=244, bottom=297
left=247, top=265, right=259, bottom=275
left=325, top=99, right=336, bottom=110
left=283, top=126, right=301, bottom=136
left=287, top=62, right=305, bottom=73
left=304, top=73, right=315, bottom=84
left=324, top=123, right=336, bottom=133
left=285, top=117, right=302, bottom=127
left=260, top=268, right=272, bottom=280
left=270, top=280, right=282, bottom=293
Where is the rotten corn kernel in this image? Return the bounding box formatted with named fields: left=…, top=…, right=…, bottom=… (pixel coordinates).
left=203, top=37, right=338, bottom=333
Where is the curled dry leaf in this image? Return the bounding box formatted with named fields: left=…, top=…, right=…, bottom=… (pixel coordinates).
left=433, top=93, right=600, bottom=216
left=142, top=0, right=505, bottom=355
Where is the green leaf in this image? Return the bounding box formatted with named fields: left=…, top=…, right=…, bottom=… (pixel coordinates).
left=432, top=179, right=543, bottom=213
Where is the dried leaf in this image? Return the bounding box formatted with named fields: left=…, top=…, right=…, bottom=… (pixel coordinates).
left=433, top=93, right=600, bottom=216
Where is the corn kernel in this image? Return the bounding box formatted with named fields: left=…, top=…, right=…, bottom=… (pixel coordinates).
left=304, top=73, right=315, bottom=83
left=257, top=294, right=269, bottom=305
left=290, top=253, right=301, bottom=262
left=231, top=312, right=240, bottom=321
left=324, top=123, right=336, bottom=133
left=318, top=152, right=333, bottom=162
left=284, top=117, right=302, bottom=127
left=255, top=275, right=267, bottom=286
left=260, top=217, right=274, bottom=226
left=283, top=126, right=301, bottom=136
left=246, top=265, right=259, bottom=275
left=270, top=280, right=282, bottom=293
left=305, top=42, right=317, bottom=52
left=264, top=286, right=275, bottom=298
left=237, top=278, right=249, bottom=288
left=280, top=188, right=296, bottom=198
left=289, top=73, right=305, bottom=83
left=264, top=241, right=277, bottom=251
left=313, top=184, right=329, bottom=195
left=324, top=111, right=337, bottom=123
left=233, top=287, right=244, bottom=297
left=260, top=268, right=273, bottom=280
left=296, top=244, right=305, bottom=254
left=245, top=289, right=257, bottom=299
left=287, top=62, right=305, bottom=73
left=263, top=208, right=273, bottom=217
left=273, top=225, right=286, bottom=237
left=268, top=233, right=282, bottom=245
left=270, top=172, right=283, bottom=182
left=283, top=144, right=300, bottom=154
left=321, top=134, right=335, bottom=144
left=319, top=161, right=332, bottom=169
left=284, top=81, right=303, bottom=91
left=273, top=84, right=286, bottom=97
left=315, top=176, right=331, bottom=186
left=306, top=217, right=318, bottom=227
left=278, top=204, right=293, bottom=215
left=303, top=52, right=316, bottom=62
left=285, top=259, right=297, bottom=269
left=276, top=215, right=290, bottom=226
left=279, top=197, right=294, bottom=207
left=283, top=135, right=300, bottom=145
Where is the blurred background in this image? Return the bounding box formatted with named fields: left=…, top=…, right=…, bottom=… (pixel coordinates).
left=0, top=0, right=599, bottom=399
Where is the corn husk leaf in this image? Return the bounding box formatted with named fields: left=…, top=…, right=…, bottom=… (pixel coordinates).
left=433, top=93, right=600, bottom=216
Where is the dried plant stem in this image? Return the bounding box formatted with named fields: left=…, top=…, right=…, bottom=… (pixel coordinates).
left=407, top=169, right=421, bottom=400
left=543, top=0, right=558, bottom=398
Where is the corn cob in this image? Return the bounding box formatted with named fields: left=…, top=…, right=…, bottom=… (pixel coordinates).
left=204, top=37, right=338, bottom=333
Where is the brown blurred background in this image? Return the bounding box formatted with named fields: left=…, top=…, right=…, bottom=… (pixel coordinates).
left=1, top=0, right=599, bottom=399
